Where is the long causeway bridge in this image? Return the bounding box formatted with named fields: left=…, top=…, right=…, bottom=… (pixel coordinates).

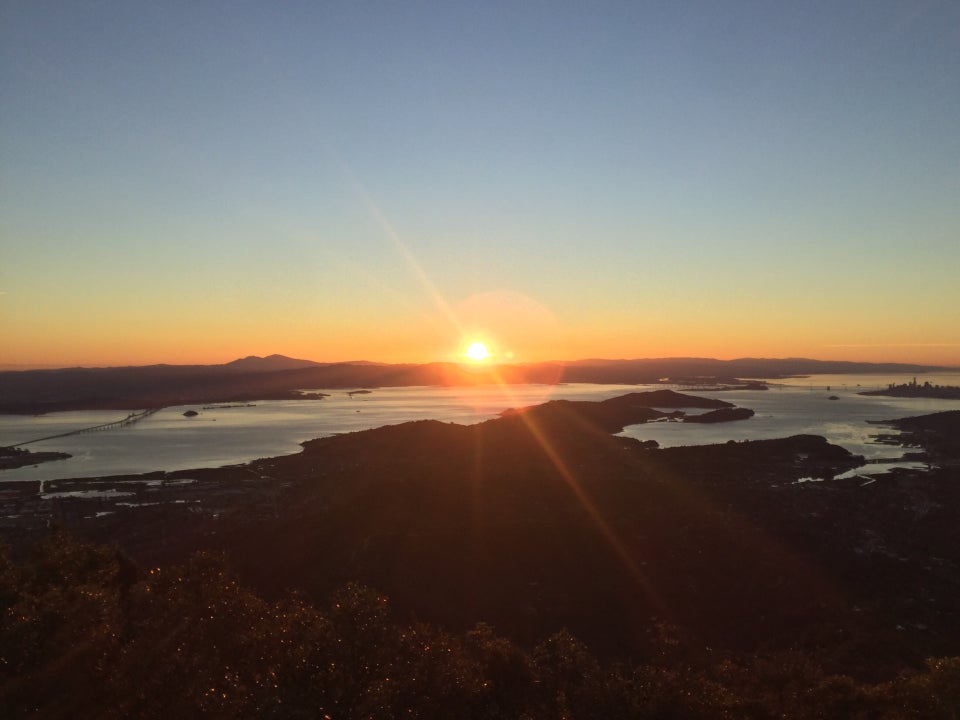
left=11, top=408, right=161, bottom=447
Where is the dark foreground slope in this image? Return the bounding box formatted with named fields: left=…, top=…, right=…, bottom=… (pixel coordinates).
left=212, top=419, right=959, bottom=673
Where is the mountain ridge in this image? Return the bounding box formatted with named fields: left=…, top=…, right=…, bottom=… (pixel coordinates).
left=221, top=354, right=325, bottom=372
left=0, top=355, right=952, bottom=414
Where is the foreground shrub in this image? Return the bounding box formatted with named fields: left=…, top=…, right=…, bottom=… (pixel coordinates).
left=2, top=533, right=959, bottom=719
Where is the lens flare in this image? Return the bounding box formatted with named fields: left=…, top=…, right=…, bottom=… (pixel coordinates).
left=464, top=341, right=491, bottom=362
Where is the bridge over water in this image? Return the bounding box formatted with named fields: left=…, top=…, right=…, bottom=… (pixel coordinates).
left=10, top=408, right=161, bottom=447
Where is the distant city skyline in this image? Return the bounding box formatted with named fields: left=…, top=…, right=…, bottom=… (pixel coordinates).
left=2, top=2, right=959, bottom=368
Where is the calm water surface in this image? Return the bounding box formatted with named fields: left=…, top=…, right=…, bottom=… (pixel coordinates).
left=619, top=374, right=960, bottom=475
left=2, top=374, right=960, bottom=482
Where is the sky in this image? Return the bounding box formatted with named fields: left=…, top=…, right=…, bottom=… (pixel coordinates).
left=2, top=1, right=959, bottom=369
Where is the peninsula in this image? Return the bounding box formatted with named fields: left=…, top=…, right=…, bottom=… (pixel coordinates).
left=860, top=378, right=960, bottom=399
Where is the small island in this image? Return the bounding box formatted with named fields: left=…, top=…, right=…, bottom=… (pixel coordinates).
left=682, top=406, right=755, bottom=423
left=860, top=377, right=960, bottom=399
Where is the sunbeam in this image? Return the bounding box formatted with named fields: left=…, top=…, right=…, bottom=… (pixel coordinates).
left=470, top=363, right=670, bottom=616
left=346, top=173, right=465, bottom=338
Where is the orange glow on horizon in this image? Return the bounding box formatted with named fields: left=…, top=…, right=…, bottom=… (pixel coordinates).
left=3, top=283, right=958, bottom=369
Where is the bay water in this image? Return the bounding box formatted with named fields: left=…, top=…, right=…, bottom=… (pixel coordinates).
left=2, top=373, right=960, bottom=483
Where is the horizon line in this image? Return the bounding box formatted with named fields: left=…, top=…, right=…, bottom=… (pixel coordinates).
left=2, top=355, right=958, bottom=373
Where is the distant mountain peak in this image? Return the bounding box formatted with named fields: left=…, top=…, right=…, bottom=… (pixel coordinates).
left=223, top=354, right=322, bottom=372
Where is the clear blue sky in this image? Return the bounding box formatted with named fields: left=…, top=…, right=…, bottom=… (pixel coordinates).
left=2, top=1, right=959, bottom=367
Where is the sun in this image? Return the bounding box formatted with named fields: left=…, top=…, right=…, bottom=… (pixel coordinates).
left=464, top=341, right=491, bottom=362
